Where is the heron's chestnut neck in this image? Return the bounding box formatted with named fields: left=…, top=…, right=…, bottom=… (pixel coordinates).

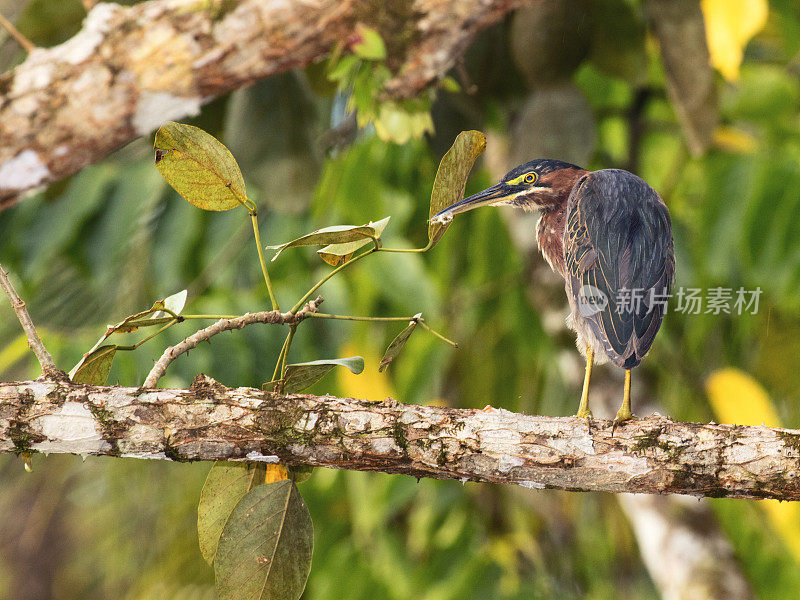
left=535, top=168, right=588, bottom=275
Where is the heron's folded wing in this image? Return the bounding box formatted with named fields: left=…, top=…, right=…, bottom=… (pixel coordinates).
left=565, top=170, right=675, bottom=369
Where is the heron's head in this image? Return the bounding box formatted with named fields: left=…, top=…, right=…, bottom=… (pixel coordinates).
left=432, top=159, right=587, bottom=221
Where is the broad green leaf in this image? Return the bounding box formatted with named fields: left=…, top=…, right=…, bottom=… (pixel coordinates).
left=283, top=357, right=365, bottom=393
left=154, top=121, right=247, bottom=212
left=379, top=314, right=421, bottom=372
left=70, top=345, right=117, bottom=385
left=317, top=216, right=390, bottom=265
left=215, top=481, right=313, bottom=600
left=266, top=217, right=390, bottom=262
left=198, top=462, right=266, bottom=565
left=352, top=24, right=386, bottom=60
left=428, top=131, right=487, bottom=248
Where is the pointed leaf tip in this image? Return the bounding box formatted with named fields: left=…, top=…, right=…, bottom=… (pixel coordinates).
left=379, top=314, right=421, bottom=372
left=282, top=356, right=365, bottom=393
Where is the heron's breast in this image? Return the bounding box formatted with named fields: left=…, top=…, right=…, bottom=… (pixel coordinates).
left=536, top=208, right=567, bottom=276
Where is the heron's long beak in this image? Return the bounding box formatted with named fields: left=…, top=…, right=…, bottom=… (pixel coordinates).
left=432, top=183, right=509, bottom=221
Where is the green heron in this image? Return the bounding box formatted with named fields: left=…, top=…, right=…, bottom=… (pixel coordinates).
left=433, top=160, right=674, bottom=424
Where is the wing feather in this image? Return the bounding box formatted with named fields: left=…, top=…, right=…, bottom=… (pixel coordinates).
left=565, top=170, right=675, bottom=369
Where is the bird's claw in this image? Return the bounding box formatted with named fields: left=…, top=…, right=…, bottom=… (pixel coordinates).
left=611, top=408, right=635, bottom=434
left=575, top=408, right=593, bottom=424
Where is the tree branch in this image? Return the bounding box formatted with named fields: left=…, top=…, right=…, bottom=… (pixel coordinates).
left=142, top=297, right=323, bottom=388
left=2, top=375, right=800, bottom=501
left=0, top=263, right=63, bottom=379
left=0, top=0, right=531, bottom=210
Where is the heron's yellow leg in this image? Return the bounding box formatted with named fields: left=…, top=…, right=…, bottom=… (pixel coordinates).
left=576, top=346, right=593, bottom=419
left=613, top=369, right=634, bottom=425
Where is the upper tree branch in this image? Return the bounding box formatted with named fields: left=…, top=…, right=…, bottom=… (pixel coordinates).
left=0, top=0, right=530, bottom=209
left=2, top=375, right=799, bottom=501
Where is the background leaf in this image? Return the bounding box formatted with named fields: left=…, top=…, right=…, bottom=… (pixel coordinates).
left=154, top=122, right=247, bottom=212
left=214, top=481, right=313, bottom=600
left=198, top=462, right=266, bottom=566
left=701, top=0, right=768, bottom=81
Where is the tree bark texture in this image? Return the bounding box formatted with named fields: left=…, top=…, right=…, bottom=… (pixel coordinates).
left=0, top=0, right=529, bottom=209
left=2, top=376, right=799, bottom=501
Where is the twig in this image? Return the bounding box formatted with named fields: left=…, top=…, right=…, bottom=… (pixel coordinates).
left=307, top=312, right=458, bottom=347
left=142, top=298, right=323, bottom=388
left=0, top=11, right=35, bottom=53
left=0, top=263, right=62, bottom=378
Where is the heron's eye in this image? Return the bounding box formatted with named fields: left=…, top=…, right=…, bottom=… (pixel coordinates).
left=524, top=173, right=536, bottom=184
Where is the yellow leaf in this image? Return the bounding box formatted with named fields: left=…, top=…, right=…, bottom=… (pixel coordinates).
left=705, top=367, right=779, bottom=426
left=705, top=368, right=800, bottom=563
left=264, top=464, right=289, bottom=483
left=713, top=125, right=758, bottom=154
left=154, top=121, right=247, bottom=211
left=701, top=0, right=768, bottom=81
left=337, top=342, right=394, bottom=402
left=0, top=333, right=30, bottom=373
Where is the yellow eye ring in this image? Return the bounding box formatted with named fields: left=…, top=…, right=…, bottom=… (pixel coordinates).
left=524, top=173, right=536, bottom=184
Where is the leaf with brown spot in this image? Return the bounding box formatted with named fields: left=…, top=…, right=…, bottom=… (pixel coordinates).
left=154, top=121, right=247, bottom=211
left=214, top=480, right=313, bottom=600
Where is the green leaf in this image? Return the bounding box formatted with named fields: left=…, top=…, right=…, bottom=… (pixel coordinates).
left=317, top=216, right=390, bottom=265
left=428, top=131, right=487, bottom=248
left=262, top=380, right=282, bottom=393
left=283, top=357, right=365, bottom=393
left=151, top=289, right=188, bottom=319
left=352, top=24, right=386, bottom=60
left=214, top=480, right=313, bottom=600
left=154, top=121, right=247, bottom=212
left=198, top=462, right=266, bottom=566
left=70, top=345, right=117, bottom=385
left=327, top=54, right=360, bottom=84
left=379, top=314, right=421, bottom=372
left=266, top=217, right=389, bottom=262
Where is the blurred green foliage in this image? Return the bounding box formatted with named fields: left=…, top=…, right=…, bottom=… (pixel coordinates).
left=2, top=0, right=800, bottom=598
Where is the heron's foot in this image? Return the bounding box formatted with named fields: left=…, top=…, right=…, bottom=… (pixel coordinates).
left=611, top=407, right=635, bottom=433
left=575, top=408, right=593, bottom=423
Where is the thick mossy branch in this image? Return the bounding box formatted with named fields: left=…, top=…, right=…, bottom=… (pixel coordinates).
left=0, top=0, right=532, bottom=209
left=2, top=375, right=799, bottom=501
